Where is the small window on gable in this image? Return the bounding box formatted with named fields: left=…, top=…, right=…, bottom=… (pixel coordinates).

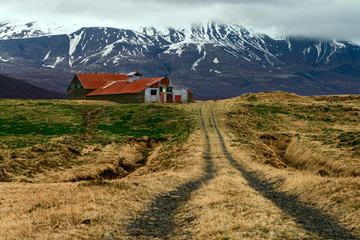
left=77, top=83, right=81, bottom=88
left=151, top=89, right=157, bottom=95
left=71, top=83, right=75, bottom=89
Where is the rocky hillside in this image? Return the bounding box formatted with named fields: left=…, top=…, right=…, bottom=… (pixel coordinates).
left=0, top=21, right=359, bottom=98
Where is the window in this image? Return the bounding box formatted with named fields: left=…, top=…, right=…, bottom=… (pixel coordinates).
left=166, top=86, right=172, bottom=92
left=77, top=83, right=81, bottom=88
left=151, top=89, right=157, bottom=95
left=71, top=83, right=75, bottom=89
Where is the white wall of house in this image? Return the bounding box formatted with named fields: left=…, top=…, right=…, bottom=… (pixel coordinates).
left=145, top=88, right=159, bottom=103
left=172, top=82, right=188, bottom=102
left=145, top=82, right=190, bottom=103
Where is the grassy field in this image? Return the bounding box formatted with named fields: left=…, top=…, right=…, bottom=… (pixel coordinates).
left=0, top=99, right=86, bottom=149
left=0, top=94, right=359, bottom=239
left=221, top=92, right=360, bottom=237
left=225, top=92, right=360, bottom=176
left=0, top=99, right=199, bottom=239
left=0, top=100, right=193, bottom=183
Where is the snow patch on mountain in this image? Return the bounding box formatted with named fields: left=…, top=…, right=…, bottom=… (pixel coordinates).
left=101, top=42, right=116, bottom=58
left=164, top=43, right=187, bottom=57
left=210, top=69, right=221, bottom=74
left=303, top=47, right=311, bottom=55
left=192, top=43, right=207, bottom=71
left=69, top=31, right=84, bottom=56
left=43, top=51, right=51, bottom=61
left=0, top=56, right=11, bottom=62
left=43, top=57, right=65, bottom=69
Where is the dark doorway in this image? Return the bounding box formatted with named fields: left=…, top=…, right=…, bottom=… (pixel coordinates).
left=167, top=94, right=173, bottom=103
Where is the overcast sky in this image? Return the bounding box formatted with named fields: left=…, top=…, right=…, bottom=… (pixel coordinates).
left=1, top=0, right=360, bottom=43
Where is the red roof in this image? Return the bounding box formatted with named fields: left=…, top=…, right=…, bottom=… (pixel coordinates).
left=77, top=73, right=129, bottom=89
left=86, top=77, right=165, bottom=96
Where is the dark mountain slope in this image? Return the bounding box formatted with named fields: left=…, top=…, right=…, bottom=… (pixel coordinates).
left=0, top=74, right=66, bottom=99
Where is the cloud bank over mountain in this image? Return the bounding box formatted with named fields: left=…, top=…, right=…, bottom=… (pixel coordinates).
left=0, top=0, right=360, bottom=43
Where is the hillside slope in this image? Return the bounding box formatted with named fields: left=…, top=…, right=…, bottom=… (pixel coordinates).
left=0, top=74, right=65, bottom=99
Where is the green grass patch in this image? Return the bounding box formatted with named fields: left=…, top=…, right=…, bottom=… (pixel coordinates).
left=240, top=102, right=359, bottom=126
left=229, top=97, right=360, bottom=149
left=96, top=104, right=192, bottom=141
left=0, top=100, right=193, bottom=149
left=0, top=99, right=92, bottom=148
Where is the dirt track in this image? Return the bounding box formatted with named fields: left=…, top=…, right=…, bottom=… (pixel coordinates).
left=107, top=104, right=359, bottom=239
left=103, top=106, right=215, bottom=239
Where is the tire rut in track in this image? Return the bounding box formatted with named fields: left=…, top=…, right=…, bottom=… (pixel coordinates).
left=209, top=107, right=359, bottom=240
left=119, top=106, right=214, bottom=239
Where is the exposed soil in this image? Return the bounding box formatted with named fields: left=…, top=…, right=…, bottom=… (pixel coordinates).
left=68, top=137, right=161, bottom=182
left=210, top=107, right=359, bottom=240
left=260, top=133, right=360, bottom=177
left=66, top=105, right=166, bottom=182
left=259, top=133, right=291, bottom=169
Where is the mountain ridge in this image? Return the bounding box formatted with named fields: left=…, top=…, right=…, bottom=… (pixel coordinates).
left=0, top=21, right=359, bottom=98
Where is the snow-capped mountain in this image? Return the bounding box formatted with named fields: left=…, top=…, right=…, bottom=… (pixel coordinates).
left=0, top=20, right=360, bottom=98
left=0, top=20, right=80, bottom=40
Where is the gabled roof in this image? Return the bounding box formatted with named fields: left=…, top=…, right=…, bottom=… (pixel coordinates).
left=76, top=73, right=129, bottom=89
left=86, top=77, right=165, bottom=96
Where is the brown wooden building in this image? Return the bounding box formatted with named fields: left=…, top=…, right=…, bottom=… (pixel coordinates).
left=67, top=73, right=193, bottom=103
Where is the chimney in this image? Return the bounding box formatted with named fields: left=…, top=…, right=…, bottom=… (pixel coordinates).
left=127, top=72, right=142, bottom=83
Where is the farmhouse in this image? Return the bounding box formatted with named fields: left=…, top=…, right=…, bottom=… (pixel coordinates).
left=67, top=73, right=193, bottom=103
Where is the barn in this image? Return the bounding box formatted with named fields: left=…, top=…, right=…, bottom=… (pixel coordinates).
left=67, top=73, right=193, bottom=103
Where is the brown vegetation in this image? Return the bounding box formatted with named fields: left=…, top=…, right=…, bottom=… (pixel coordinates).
left=0, top=93, right=359, bottom=239
left=221, top=92, right=360, bottom=237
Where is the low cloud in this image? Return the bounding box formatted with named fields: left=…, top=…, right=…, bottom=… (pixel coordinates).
left=1, top=0, right=359, bottom=43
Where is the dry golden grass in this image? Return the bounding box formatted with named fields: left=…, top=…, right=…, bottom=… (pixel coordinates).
left=214, top=92, right=360, bottom=237
left=181, top=104, right=309, bottom=239
left=0, top=128, right=205, bottom=239
left=0, top=100, right=201, bottom=239
left=285, top=137, right=360, bottom=177
left=1, top=94, right=359, bottom=239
